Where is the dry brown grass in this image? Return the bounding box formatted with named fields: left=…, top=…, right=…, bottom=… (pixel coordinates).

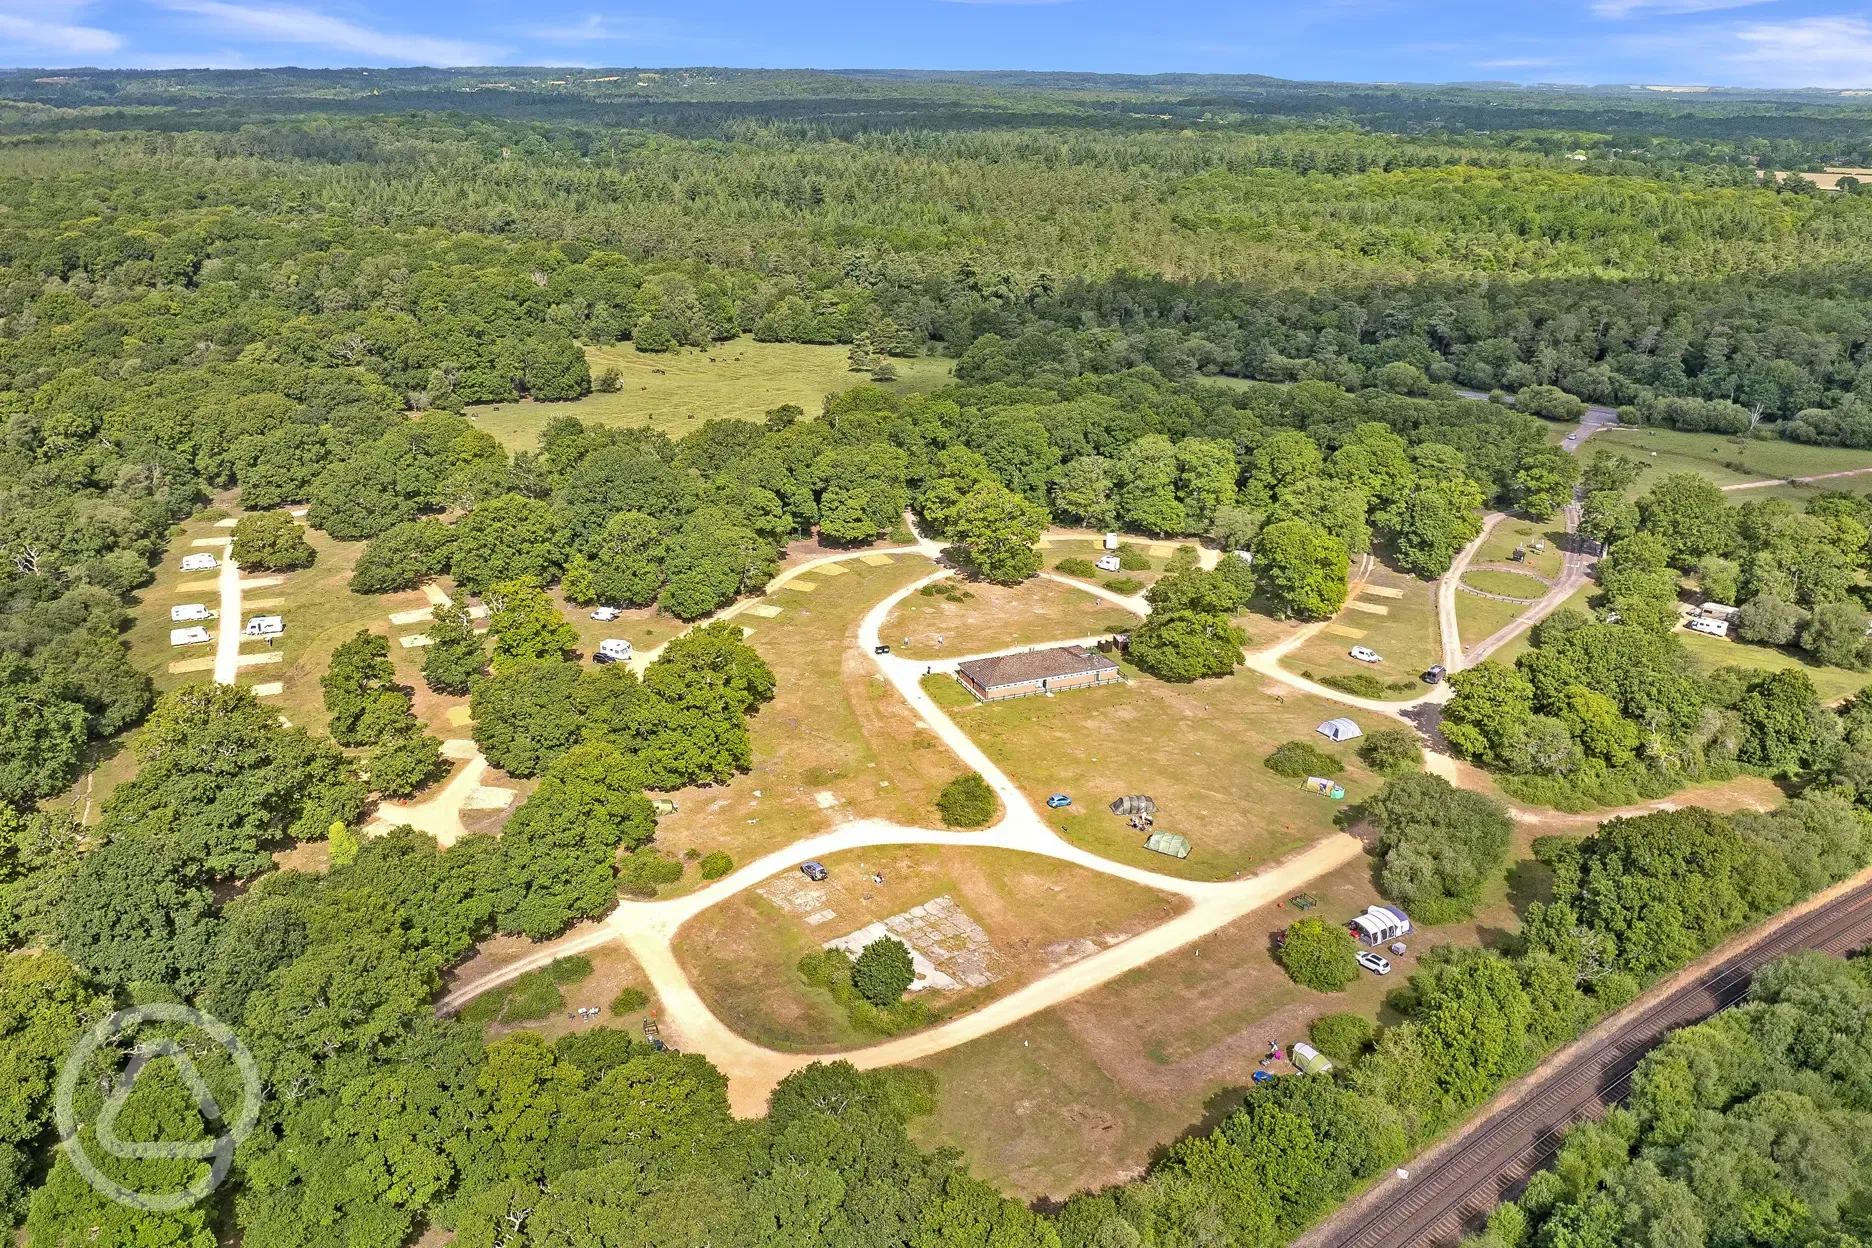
left=882, top=575, right=1139, bottom=658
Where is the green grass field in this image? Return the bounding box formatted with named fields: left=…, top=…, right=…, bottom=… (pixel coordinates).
left=1455, top=591, right=1530, bottom=655
left=1280, top=560, right=1440, bottom=696
left=1594, top=427, right=1872, bottom=497
left=1474, top=518, right=1567, bottom=580
left=1462, top=569, right=1550, bottom=599
left=467, top=340, right=955, bottom=451
left=1676, top=627, right=1870, bottom=704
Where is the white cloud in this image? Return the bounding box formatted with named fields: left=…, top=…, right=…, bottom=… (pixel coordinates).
left=1729, top=15, right=1872, bottom=85
left=158, top=0, right=500, bottom=65
left=0, top=0, right=122, bottom=56
left=1591, top=0, right=1774, bottom=19
left=525, top=13, right=689, bottom=45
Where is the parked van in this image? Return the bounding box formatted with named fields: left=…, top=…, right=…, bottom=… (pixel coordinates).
left=243, top=615, right=285, bottom=638
left=170, top=603, right=213, bottom=622
left=169, top=626, right=212, bottom=647
left=1095, top=554, right=1122, bottom=573
left=180, top=553, right=218, bottom=572
left=1687, top=616, right=1730, bottom=639
left=596, top=638, right=634, bottom=664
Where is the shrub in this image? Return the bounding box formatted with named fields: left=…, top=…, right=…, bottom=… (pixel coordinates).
left=1056, top=556, right=1098, bottom=577
left=1265, top=740, right=1343, bottom=778
left=699, top=851, right=734, bottom=880
left=1321, top=672, right=1387, bottom=698
left=1116, top=544, right=1153, bottom=571
left=1515, top=384, right=1587, bottom=422
left=546, top=955, right=593, bottom=985
left=500, top=969, right=565, bottom=1021
left=853, top=937, right=916, bottom=1006
left=1367, top=773, right=1514, bottom=924
left=1279, top=918, right=1359, bottom=991
left=798, top=948, right=929, bottom=1036
left=1360, top=727, right=1425, bottom=775
left=618, top=847, right=684, bottom=897
left=1102, top=577, right=1143, bottom=595
left=1309, top=1012, right=1375, bottom=1063
left=609, top=986, right=649, bottom=1015
left=937, top=772, right=996, bottom=827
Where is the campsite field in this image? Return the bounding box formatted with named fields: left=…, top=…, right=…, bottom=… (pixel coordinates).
left=952, top=667, right=1386, bottom=880
left=447, top=935, right=658, bottom=1043
left=1280, top=559, right=1441, bottom=696
left=881, top=575, right=1138, bottom=659
left=1593, top=426, right=1872, bottom=497
left=673, top=844, right=1182, bottom=1052
left=466, top=340, right=954, bottom=451
left=642, top=554, right=969, bottom=879
left=1455, top=590, right=1531, bottom=655
left=1462, top=569, right=1550, bottom=599
left=1474, top=518, right=1568, bottom=580
left=1675, top=627, right=1870, bottom=704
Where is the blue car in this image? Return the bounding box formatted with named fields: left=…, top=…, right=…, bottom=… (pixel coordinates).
left=1252, top=1070, right=1275, bottom=1085
left=1046, top=793, right=1072, bottom=809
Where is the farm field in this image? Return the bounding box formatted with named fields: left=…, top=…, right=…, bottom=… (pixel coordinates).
left=1280, top=560, right=1440, bottom=695
left=881, top=574, right=1138, bottom=659
left=674, top=845, right=1183, bottom=1052
left=643, top=554, right=967, bottom=879
left=466, top=340, right=955, bottom=451
left=1676, top=627, right=1870, bottom=704
left=1473, top=518, right=1568, bottom=579
left=1462, top=569, right=1549, bottom=599
left=953, top=667, right=1386, bottom=880
left=1594, top=426, right=1872, bottom=496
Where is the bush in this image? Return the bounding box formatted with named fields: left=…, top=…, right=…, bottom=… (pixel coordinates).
left=1056, top=557, right=1098, bottom=577
left=1360, top=727, right=1425, bottom=775
left=231, top=511, right=316, bottom=571
left=1367, top=773, right=1514, bottom=924
left=1278, top=919, right=1360, bottom=991
left=699, top=851, right=734, bottom=880
left=1102, top=576, right=1143, bottom=595
left=500, top=969, right=565, bottom=1022
left=1309, top=1013, right=1375, bottom=1063
left=1265, top=740, right=1343, bottom=778
left=618, top=847, right=684, bottom=897
left=798, top=948, right=929, bottom=1036
left=1116, top=544, right=1153, bottom=571
left=937, top=772, right=996, bottom=827
left=853, top=937, right=916, bottom=1006
left=546, top=955, right=593, bottom=985
left=1515, top=384, right=1587, bottom=422
left=609, top=986, right=649, bottom=1015
left=1321, top=672, right=1387, bottom=698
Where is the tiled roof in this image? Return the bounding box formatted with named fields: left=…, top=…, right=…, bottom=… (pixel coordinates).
left=957, top=644, right=1118, bottom=689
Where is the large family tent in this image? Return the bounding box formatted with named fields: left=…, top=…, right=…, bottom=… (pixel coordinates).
left=1317, top=717, right=1362, bottom=742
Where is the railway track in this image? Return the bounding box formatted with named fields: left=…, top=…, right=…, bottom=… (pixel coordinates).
left=1304, top=882, right=1872, bottom=1248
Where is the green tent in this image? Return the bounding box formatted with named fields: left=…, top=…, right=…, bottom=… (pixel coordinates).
left=1143, top=831, right=1191, bottom=859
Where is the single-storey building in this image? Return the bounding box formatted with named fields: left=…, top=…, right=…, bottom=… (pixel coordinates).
left=1317, top=717, right=1362, bottom=742
left=1143, top=831, right=1191, bottom=858
left=956, top=644, right=1122, bottom=702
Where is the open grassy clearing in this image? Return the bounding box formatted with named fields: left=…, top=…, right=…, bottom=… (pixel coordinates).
left=954, top=668, right=1384, bottom=880
left=1044, top=537, right=1172, bottom=593
left=1462, top=569, right=1550, bottom=599
left=1595, top=426, right=1872, bottom=496
left=447, top=934, right=658, bottom=1043
left=1474, top=518, right=1568, bottom=580
left=643, top=555, right=968, bottom=883
left=882, top=575, right=1138, bottom=659
left=466, top=340, right=954, bottom=451
left=1676, top=627, right=1870, bottom=704
left=905, top=770, right=1785, bottom=1201
left=1280, top=560, right=1441, bottom=696
left=673, top=845, right=1183, bottom=1052
left=1455, top=591, right=1531, bottom=656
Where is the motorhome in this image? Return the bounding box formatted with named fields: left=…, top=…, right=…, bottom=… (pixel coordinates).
left=170, top=603, right=213, bottom=622
left=179, top=553, right=218, bottom=572
left=169, top=626, right=212, bottom=647
left=243, top=615, right=285, bottom=638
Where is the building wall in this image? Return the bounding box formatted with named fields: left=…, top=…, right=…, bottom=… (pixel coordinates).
left=961, top=667, right=1122, bottom=702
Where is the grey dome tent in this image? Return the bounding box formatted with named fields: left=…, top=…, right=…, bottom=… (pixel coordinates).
left=1317, top=717, right=1362, bottom=742
left=1109, top=795, right=1158, bottom=817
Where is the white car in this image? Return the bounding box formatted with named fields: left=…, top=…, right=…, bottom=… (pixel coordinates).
left=595, top=638, right=634, bottom=664
left=243, top=615, right=284, bottom=638
left=179, top=553, right=218, bottom=572
left=590, top=606, right=622, bottom=622
left=1095, top=554, right=1122, bottom=573
left=1356, top=951, right=1392, bottom=975
left=170, top=603, right=213, bottom=622
left=169, top=626, right=212, bottom=647
left=1349, top=646, right=1383, bottom=664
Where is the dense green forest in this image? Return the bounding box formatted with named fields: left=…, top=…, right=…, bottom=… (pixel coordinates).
left=9, top=67, right=1872, bottom=1247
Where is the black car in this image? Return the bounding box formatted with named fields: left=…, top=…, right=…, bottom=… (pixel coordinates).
left=1422, top=664, right=1447, bottom=684
left=874, top=644, right=891, bottom=655
left=800, top=861, right=828, bottom=882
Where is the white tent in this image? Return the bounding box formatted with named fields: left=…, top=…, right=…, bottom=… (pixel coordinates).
left=1317, top=717, right=1362, bottom=742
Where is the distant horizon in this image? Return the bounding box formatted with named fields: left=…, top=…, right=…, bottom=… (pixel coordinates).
left=3, top=0, right=1871, bottom=92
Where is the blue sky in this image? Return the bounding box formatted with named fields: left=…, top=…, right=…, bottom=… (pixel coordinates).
left=6, top=0, right=1872, bottom=89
